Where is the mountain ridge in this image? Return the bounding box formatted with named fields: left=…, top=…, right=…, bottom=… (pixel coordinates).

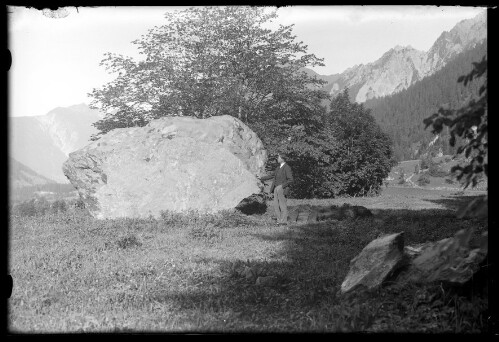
left=305, top=10, right=486, bottom=103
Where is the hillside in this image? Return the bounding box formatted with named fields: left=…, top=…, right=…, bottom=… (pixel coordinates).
left=9, top=103, right=102, bottom=182
left=364, top=40, right=487, bottom=161
left=9, top=157, right=57, bottom=188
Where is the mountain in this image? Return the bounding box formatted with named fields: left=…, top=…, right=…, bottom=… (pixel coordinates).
left=9, top=157, right=57, bottom=189
left=306, top=10, right=487, bottom=103
left=363, top=39, right=487, bottom=161
left=9, top=103, right=103, bottom=183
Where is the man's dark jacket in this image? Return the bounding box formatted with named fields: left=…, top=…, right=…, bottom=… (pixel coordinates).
left=262, top=163, right=294, bottom=196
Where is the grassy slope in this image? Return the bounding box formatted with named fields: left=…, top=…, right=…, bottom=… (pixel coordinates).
left=8, top=187, right=488, bottom=333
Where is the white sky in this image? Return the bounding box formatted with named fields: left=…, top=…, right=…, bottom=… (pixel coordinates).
left=8, top=5, right=486, bottom=117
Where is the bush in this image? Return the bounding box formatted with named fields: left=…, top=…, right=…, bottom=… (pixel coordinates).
left=13, top=199, right=37, bottom=217
left=397, top=168, right=406, bottom=185
left=428, top=162, right=448, bottom=177
left=13, top=197, right=52, bottom=217
left=417, top=173, right=431, bottom=186
left=73, top=198, right=86, bottom=209
left=116, top=234, right=142, bottom=249
left=445, top=178, right=455, bottom=184
left=51, top=199, right=68, bottom=213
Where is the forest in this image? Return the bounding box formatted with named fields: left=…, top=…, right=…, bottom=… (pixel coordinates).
left=364, top=40, right=487, bottom=161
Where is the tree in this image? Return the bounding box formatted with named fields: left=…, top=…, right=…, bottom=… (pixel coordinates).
left=88, top=6, right=328, bottom=139
left=310, top=90, right=396, bottom=197
left=423, top=56, right=487, bottom=189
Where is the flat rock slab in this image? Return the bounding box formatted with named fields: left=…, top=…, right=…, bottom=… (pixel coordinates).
left=288, top=203, right=373, bottom=224
left=341, top=232, right=406, bottom=294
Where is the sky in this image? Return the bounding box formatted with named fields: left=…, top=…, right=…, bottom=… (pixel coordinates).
left=7, top=5, right=486, bottom=118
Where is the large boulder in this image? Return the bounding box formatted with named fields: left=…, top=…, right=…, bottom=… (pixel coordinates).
left=340, top=232, right=406, bottom=294
left=63, top=115, right=267, bottom=219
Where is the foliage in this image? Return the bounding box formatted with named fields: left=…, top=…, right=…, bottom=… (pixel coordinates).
left=420, top=155, right=448, bottom=178
left=416, top=173, right=430, bottom=186
left=445, top=177, right=455, bottom=185
left=397, top=168, right=406, bottom=185
left=12, top=197, right=51, bottom=217
left=365, top=40, right=487, bottom=161
left=51, top=199, right=68, bottom=213
left=88, top=6, right=327, bottom=139
left=321, top=90, right=396, bottom=197
left=280, top=89, right=395, bottom=198
left=424, top=56, right=487, bottom=190
left=420, top=156, right=429, bottom=170
left=414, top=163, right=420, bottom=175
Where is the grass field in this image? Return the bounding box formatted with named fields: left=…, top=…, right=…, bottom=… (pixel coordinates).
left=8, top=187, right=488, bottom=333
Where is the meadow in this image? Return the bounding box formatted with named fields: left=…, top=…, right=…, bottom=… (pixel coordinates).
left=8, top=187, right=489, bottom=333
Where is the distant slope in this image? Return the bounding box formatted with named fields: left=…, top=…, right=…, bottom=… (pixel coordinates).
left=9, top=157, right=57, bottom=189
left=364, top=40, right=487, bottom=161
left=9, top=103, right=103, bottom=182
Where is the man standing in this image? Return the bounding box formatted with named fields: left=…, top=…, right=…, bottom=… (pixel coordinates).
left=260, top=153, right=293, bottom=225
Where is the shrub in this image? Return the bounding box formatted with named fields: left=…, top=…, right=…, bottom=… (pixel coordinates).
left=13, top=199, right=37, bottom=217
left=445, top=178, right=455, bottom=184
left=420, top=156, right=431, bottom=170
left=417, top=173, right=431, bottom=186
left=51, top=199, right=68, bottom=213
left=73, top=198, right=86, bottom=209
left=13, top=197, right=52, bottom=217
left=397, top=168, right=406, bottom=185
left=116, top=234, right=142, bottom=249
left=428, top=162, right=448, bottom=177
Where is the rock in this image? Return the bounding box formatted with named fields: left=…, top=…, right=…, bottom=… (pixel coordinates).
left=235, top=193, right=267, bottom=215
left=397, top=228, right=488, bottom=285
left=403, top=242, right=433, bottom=260
left=456, top=196, right=488, bottom=219
left=341, top=203, right=373, bottom=219
left=340, top=232, right=406, bottom=294
left=287, top=204, right=372, bottom=224
left=63, top=115, right=267, bottom=219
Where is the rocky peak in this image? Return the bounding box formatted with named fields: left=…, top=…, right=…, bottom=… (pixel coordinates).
left=327, top=10, right=486, bottom=103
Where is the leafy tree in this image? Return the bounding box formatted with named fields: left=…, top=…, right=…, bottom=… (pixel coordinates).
left=423, top=56, right=487, bottom=189
left=305, top=89, right=396, bottom=197
left=88, top=6, right=327, bottom=139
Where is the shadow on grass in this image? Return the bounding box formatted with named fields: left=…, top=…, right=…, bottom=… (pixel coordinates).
left=422, top=194, right=486, bottom=212
left=146, top=205, right=488, bottom=332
